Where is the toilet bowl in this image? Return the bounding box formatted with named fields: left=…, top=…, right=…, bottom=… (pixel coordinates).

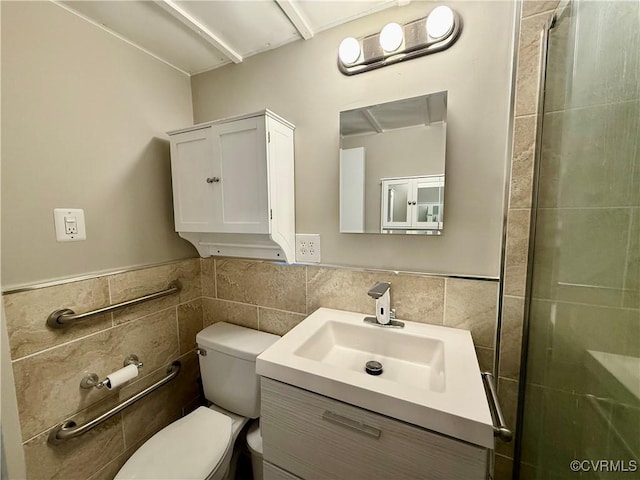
left=115, top=322, right=280, bottom=480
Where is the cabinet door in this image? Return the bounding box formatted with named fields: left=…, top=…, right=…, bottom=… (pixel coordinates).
left=262, top=378, right=487, bottom=480
left=381, top=179, right=412, bottom=229
left=413, top=176, right=444, bottom=230
left=214, top=117, right=270, bottom=234
left=266, top=116, right=295, bottom=251
left=170, top=126, right=217, bottom=232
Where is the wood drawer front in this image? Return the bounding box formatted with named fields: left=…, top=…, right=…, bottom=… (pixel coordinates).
left=261, top=378, right=487, bottom=480
left=264, top=461, right=302, bottom=480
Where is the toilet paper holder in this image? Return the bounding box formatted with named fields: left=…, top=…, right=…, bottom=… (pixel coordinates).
left=81, top=354, right=144, bottom=389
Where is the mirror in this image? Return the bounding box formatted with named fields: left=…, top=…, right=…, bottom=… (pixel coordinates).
left=339, top=91, right=447, bottom=234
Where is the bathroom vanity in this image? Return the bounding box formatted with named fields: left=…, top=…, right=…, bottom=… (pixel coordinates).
left=257, top=308, right=494, bottom=480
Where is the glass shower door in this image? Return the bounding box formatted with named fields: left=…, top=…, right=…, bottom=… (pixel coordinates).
left=517, top=0, right=640, bottom=478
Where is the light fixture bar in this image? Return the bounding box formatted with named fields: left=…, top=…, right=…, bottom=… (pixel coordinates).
left=275, top=0, right=314, bottom=40
left=337, top=6, right=461, bottom=76
left=154, top=0, right=243, bottom=64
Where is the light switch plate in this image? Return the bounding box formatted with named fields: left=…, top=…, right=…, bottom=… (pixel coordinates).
left=296, top=234, right=321, bottom=263
left=54, top=208, right=86, bottom=242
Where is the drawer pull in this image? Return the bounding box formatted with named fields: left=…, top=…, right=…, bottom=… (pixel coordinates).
left=322, top=411, right=381, bottom=439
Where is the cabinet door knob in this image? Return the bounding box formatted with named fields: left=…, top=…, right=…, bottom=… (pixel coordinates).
left=206, top=177, right=220, bottom=183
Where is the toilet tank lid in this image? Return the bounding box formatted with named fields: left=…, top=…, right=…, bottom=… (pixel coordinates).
left=197, top=322, right=280, bottom=361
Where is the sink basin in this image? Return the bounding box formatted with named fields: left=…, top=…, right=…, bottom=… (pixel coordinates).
left=294, top=320, right=446, bottom=392
left=257, top=308, right=494, bottom=448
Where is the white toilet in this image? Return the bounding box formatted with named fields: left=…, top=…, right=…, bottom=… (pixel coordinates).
left=115, top=322, right=279, bottom=480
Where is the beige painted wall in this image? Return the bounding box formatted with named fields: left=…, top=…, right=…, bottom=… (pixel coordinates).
left=1, top=2, right=197, bottom=289
left=191, top=1, right=514, bottom=278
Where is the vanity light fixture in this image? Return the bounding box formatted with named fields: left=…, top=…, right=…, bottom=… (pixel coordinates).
left=337, top=5, right=461, bottom=76
left=426, top=6, right=455, bottom=39
left=379, top=22, right=404, bottom=52
left=338, top=37, right=362, bottom=65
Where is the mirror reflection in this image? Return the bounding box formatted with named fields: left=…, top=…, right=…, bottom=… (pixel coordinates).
left=339, top=91, right=447, bottom=234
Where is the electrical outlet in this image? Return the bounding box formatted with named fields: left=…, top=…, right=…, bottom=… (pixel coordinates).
left=54, top=208, right=86, bottom=242
left=296, top=234, right=321, bottom=263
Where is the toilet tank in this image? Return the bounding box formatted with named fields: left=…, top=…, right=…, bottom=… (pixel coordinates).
left=196, top=322, right=280, bottom=418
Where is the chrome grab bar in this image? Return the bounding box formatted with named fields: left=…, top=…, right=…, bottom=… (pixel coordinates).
left=46, top=280, right=182, bottom=329
left=48, top=361, right=181, bottom=444
left=481, top=372, right=513, bottom=442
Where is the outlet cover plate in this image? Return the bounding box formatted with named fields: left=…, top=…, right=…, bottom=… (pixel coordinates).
left=54, top=208, right=86, bottom=242
left=295, top=234, right=321, bottom=263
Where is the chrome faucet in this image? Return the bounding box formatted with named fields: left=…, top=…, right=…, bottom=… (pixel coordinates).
left=364, top=282, right=404, bottom=328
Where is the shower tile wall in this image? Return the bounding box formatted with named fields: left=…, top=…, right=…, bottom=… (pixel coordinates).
left=497, top=1, right=561, bottom=477
left=519, top=0, right=640, bottom=477
left=2, top=259, right=203, bottom=480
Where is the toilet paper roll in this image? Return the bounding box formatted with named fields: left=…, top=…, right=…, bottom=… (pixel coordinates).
left=104, top=364, right=139, bottom=390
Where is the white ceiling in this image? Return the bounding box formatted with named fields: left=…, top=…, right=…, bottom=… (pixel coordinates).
left=59, top=0, right=401, bottom=76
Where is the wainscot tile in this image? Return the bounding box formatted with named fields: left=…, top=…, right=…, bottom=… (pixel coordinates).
left=120, top=351, right=200, bottom=448
left=444, top=278, right=498, bottom=348
left=509, top=115, right=536, bottom=209
left=3, top=277, right=111, bottom=359
left=216, top=259, right=306, bottom=313
left=203, top=297, right=258, bottom=330
left=522, top=0, right=560, bottom=18
left=201, top=257, right=216, bottom=298
left=23, top=413, right=124, bottom=480
left=475, top=347, right=494, bottom=374
left=178, top=299, right=203, bottom=354
left=516, top=13, right=554, bottom=117
left=307, top=267, right=445, bottom=325
left=13, top=308, right=179, bottom=441
left=504, top=209, right=532, bottom=297
left=499, top=296, right=525, bottom=380
left=121, top=377, right=181, bottom=448
left=258, top=307, right=306, bottom=336
left=306, top=267, right=379, bottom=315
left=391, top=274, right=445, bottom=325
left=110, top=259, right=201, bottom=325
left=496, top=377, right=519, bottom=459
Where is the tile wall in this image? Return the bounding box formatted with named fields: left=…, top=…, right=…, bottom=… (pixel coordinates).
left=3, top=256, right=500, bottom=480
left=200, top=258, right=499, bottom=374
left=495, top=1, right=562, bottom=478
left=3, top=259, right=204, bottom=480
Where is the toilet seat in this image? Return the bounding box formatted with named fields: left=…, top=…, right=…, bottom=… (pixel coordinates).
left=115, top=407, right=233, bottom=480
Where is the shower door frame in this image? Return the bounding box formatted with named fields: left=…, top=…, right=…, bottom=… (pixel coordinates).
left=512, top=9, right=558, bottom=480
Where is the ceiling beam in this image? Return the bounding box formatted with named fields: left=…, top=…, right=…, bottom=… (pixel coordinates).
left=154, top=0, right=243, bottom=64
left=274, top=0, right=314, bottom=40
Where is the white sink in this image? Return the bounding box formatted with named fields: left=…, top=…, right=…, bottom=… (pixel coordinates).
left=294, top=319, right=446, bottom=392
left=257, top=307, right=494, bottom=448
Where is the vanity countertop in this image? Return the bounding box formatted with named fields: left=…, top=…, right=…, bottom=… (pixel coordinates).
left=257, top=307, right=494, bottom=449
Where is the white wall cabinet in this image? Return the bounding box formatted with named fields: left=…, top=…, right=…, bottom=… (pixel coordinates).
left=168, top=110, right=295, bottom=263
left=381, top=175, right=444, bottom=233
left=261, top=377, right=488, bottom=480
